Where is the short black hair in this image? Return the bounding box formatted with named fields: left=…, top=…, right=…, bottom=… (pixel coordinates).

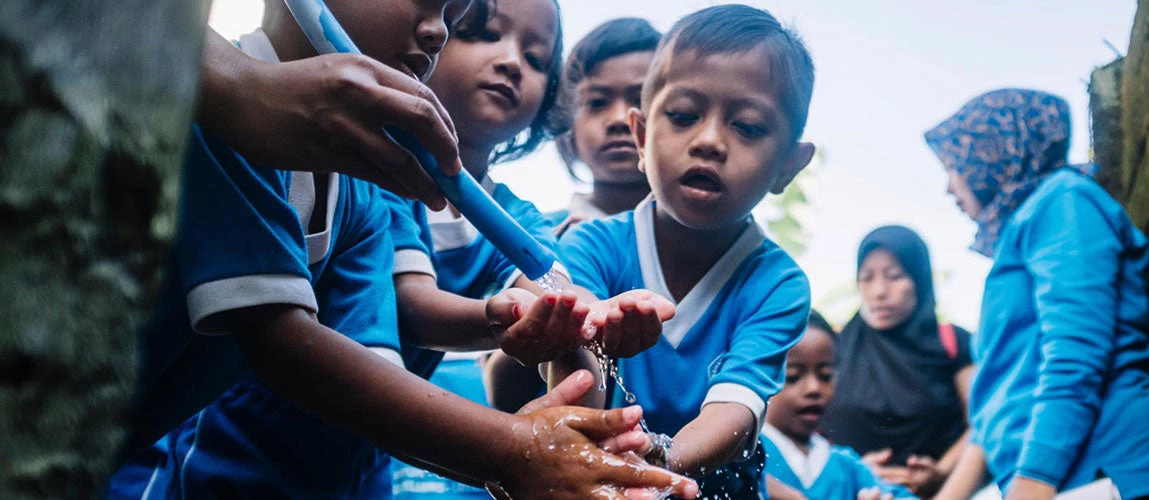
left=454, top=0, right=565, bottom=164
left=807, top=309, right=835, bottom=338
left=642, top=4, right=814, bottom=140
left=553, top=18, right=661, bottom=176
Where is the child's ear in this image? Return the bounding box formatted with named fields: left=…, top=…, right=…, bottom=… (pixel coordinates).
left=771, top=142, right=815, bottom=194
left=628, top=108, right=647, bottom=172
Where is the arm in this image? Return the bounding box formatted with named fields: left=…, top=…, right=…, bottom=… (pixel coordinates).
left=667, top=403, right=756, bottom=477
left=226, top=304, right=698, bottom=498
left=904, top=365, right=975, bottom=495
left=394, top=272, right=493, bottom=351
left=765, top=475, right=808, bottom=500
left=198, top=28, right=459, bottom=210
left=933, top=443, right=988, bottom=500
left=1010, top=191, right=1121, bottom=492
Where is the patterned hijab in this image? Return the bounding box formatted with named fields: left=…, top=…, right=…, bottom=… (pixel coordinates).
left=924, top=88, right=1096, bottom=256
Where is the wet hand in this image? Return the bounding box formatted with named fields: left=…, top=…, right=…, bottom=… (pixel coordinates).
left=488, top=290, right=589, bottom=365
left=586, top=290, right=675, bottom=358
left=504, top=404, right=698, bottom=499
left=225, top=52, right=462, bottom=210
left=517, top=370, right=651, bottom=456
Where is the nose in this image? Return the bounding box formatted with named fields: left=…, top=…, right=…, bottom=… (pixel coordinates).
left=605, top=99, right=631, bottom=136
left=800, top=374, right=825, bottom=398
left=688, top=116, right=727, bottom=163
left=494, top=48, right=523, bottom=86
left=416, top=15, right=449, bottom=56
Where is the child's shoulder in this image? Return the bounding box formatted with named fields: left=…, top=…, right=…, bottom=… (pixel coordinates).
left=560, top=209, right=638, bottom=242
left=739, top=228, right=810, bottom=292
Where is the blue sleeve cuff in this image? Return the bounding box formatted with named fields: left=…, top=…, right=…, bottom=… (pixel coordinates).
left=1016, top=441, right=1074, bottom=487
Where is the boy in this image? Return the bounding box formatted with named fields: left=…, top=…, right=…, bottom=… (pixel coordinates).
left=763, top=312, right=916, bottom=500
left=109, top=0, right=698, bottom=498
left=551, top=5, right=816, bottom=497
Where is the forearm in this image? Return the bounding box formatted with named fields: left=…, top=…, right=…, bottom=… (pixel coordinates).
left=484, top=351, right=546, bottom=413
left=228, top=305, right=520, bottom=481
left=198, top=28, right=261, bottom=139
left=669, top=403, right=756, bottom=477
left=934, top=443, right=987, bottom=500
left=396, top=273, right=495, bottom=351
left=938, top=429, right=970, bottom=476
left=545, top=349, right=605, bottom=408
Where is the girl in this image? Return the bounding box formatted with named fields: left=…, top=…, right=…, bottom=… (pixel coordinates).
left=927, top=88, right=1149, bottom=500
left=485, top=16, right=663, bottom=414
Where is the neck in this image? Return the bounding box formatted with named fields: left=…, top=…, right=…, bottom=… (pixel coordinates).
left=458, top=140, right=491, bottom=180
left=787, top=431, right=813, bottom=455
left=653, top=208, right=747, bottom=301
left=261, top=6, right=319, bottom=62
left=588, top=181, right=651, bottom=216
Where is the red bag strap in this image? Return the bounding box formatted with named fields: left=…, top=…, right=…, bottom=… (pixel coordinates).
left=938, top=323, right=958, bottom=360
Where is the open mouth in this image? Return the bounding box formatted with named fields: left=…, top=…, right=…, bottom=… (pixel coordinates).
left=796, top=405, right=824, bottom=422
left=680, top=168, right=724, bottom=201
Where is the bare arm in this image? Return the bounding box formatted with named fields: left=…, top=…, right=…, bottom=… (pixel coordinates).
left=394, top=273, right=492, bottom=351
left=668, top=402, right=757, bottom=478
left=225, top=304, right=698, bottom=498
left=933, top=443, right=988, bottom=500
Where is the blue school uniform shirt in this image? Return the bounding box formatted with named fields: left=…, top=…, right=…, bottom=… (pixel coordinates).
left=559, top=197, right=810, bottom=488
left=970, top=169, right=1149, bottom=497
left=385, top=175, right=564, bottom=379
left=762, top=426, right=916, bottom=500
left=109, top=123, right=407, bottom=499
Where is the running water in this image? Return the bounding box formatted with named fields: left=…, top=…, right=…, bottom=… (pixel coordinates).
left=534, top=267, right=639, bottom=404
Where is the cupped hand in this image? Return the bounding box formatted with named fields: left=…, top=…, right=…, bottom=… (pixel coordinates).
left=488, top=290, right=589, bottom=365
left=585, top=290, right=676, bottom=358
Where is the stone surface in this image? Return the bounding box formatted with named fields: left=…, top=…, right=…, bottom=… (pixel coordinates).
left=0, top=1, right=207, bottom=497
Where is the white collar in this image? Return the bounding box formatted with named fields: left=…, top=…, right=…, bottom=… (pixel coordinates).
left=633, top=196, right=766, bottom=348
left=238, top=30, right=337, bottom=265
left=763, top=424, right=831, bottom=489
left=425, top=175, right=497, bottom=252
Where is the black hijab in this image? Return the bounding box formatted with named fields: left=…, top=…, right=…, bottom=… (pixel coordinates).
left=820, top=226, right=971, bottom=464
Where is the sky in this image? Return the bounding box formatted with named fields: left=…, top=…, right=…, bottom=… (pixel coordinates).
left=208, top=0, right=1136, bottom=329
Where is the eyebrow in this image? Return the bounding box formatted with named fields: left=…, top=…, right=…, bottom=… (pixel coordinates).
left=584, top=83, right=643, bottom=95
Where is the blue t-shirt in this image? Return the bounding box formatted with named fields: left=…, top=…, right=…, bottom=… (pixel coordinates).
left=559, top=197, right=808, bottom=492
left=971, top=170, right=1149, bottom=497
left=384, top=177, right=561, bottom=378
left=115, top=125, right=404, bottom=498
left=762, top=429, right=916, bottom=499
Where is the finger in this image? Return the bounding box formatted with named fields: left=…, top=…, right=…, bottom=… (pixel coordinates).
left=543, top=293, right=576, bottom=342
left=616, top=297, right=642, bottom=355
left=564, top=301, right=591, bottom=350
left=322, top=110, right=441, bottom=200
left=517, top=370, right=593, bottom=414
left=595, top=460, right=699, bottom=500
left=636, top=300, right=661, bottom=355
left=601, top=309, right=624, bottom=353
left=562, top=406, right=644, bottom=440
left=599, top=429, right=651, bottom=455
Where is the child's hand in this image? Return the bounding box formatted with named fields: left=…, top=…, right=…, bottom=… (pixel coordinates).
left=201, top=32, right=462, bottom=210
left=517, top=370, right=650, bottom=456
left=905, top=454, right=946, bottom=495
left=487, top=290, right=589, bottom=365
left=862, top=448, right=912, bottom=485
left=504, top=404, right=698, bottom=499
left=586, top=290, right=676, bottom=358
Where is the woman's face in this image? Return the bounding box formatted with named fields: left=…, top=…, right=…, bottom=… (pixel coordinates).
left=858, top=248, right=918, bottom=331
left=946, top=168, right=982, bottom=219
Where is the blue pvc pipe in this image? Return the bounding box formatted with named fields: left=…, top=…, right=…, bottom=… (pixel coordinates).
left=282, top=0, right=558, bottom=280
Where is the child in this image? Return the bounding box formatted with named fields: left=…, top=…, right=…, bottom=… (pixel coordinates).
left=485, top=15, right=663, bottom=413
left=763, top=311, right=917, bottom=500
left=552, top=5, right=817, bottom=497
left=927, top=88, right=1149, bottom=500
left=107, top=0, right=698, bottom=498
left=550, top=17, right=662, bottom=231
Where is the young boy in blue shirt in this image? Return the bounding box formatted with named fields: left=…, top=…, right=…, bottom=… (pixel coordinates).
left=107, top=0, right=699, bottom=498
left=763, top=311, right=916, bottom=500
left=552, top=5, right=817, bottom=497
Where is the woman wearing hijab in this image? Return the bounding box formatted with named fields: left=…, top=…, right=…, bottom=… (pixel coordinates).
left=926, top=88, right=1149, bottom=500
left=821, top=225, right=975, bottom=498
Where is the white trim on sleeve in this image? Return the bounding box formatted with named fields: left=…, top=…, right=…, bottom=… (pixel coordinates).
left=369, top=347, right=405, bottom=367
left=393, top=249, right=436, bottom=278
left=188, top=274, right=318, bottom=335
left=702, top=382, right=767, bottom=457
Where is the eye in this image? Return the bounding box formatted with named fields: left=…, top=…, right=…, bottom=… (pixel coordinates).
left=732, top=121, right=767, bottom=139
left=478, top=29, right=500, bottom=42
left=524, top=52, right=546, bottom=72
left=785, top=373, right=800, bottom=384
left=585, top=98, right=610, bottom=111
left=665, top=110, right=698, bottom=127
left=627, top=95, right=642, bottom=108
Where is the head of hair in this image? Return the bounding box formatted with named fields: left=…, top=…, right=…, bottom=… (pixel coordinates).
left=449, top=0, right=564, bottom=164
left=807, top=309, right=835, bottom=339
left=641, top=4, right=814, bottom=140
left=553, top=18, right=662, bottom=176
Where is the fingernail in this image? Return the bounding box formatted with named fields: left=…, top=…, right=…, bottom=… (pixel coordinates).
left=544, top=295, right=558, bottom=306
left=623, top=406, right=642, bottom=420
left=512, top=304, right=522, bottom=319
